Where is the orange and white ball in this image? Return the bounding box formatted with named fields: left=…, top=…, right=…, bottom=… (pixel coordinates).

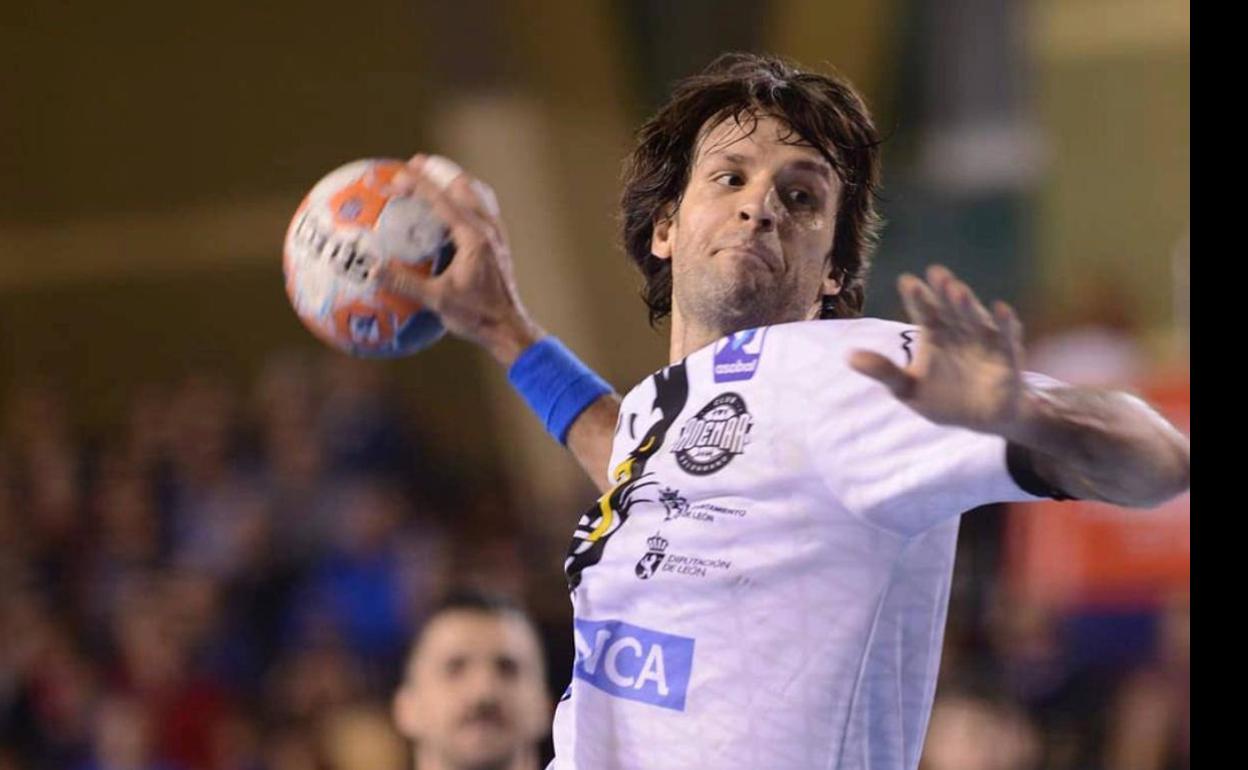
left=282, top=158, right=452, bottom=358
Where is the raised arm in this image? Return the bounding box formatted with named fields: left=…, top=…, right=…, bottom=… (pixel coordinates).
left=848, top=265, right=1189, bottom=508
left=384, top=154, right=619, bottom=493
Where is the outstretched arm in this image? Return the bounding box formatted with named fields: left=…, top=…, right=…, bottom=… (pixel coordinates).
left=848, top=265, right=1189, bottom=507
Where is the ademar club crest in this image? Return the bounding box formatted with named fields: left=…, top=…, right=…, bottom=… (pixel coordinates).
left=670, top=393, right=752, bottom=476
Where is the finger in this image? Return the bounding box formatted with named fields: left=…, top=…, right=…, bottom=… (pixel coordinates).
left=933, top=268, right=1003, bottom=342
left=421, top=171, right=503, bottom=255
left=926, top=265, right=980, bottom=339
left=377, top=260, right=442, bottom=309
left=421, top=154, right=462, bottom=191
left=992, top=300, right=1025, bottom=369
left=419, top=157, right=505, bottom=246
left=397, top=155, right=477, bottom=217
left=447, top=174, right=501, bottom=220
left=386, top=153, right=428, bottom=194
left=926, top=264, right=956, bottom=294
left=445, top=175, right=505, bottom=246
left=898, top=273, right=949, bottom=334
left=395, top=156, right=506, bottom=254
left=848, top=350, right=917, bottom=400
left=393, top=158, right=469, bottom=224
left=423, top=156, right=494, bottom=217
left=925, top=265, right=961, bottom=316
left=395, top=159, right=490, bottom=249
left=948, top=279, right=997, bottom=331
left=407, top=155, right=501, bottom=222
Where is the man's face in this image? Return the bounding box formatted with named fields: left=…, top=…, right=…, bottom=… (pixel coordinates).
left=652, top=113, right=844, bottom=335
left=394, top=611, right=548, bottom=770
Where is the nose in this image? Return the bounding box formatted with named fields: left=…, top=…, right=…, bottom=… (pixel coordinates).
left=463, top=665, right=503, bottom=697
left=736, top=184, right=779, bottom=232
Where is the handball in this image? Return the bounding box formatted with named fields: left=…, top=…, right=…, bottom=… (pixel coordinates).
left=282, top=157, right=454, bottom=358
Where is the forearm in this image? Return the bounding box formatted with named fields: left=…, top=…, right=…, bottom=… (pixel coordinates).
left=565, top=394, right=623, bottom=494
left=483, top=321, right=619, bottom=494
left=479, top=309, right=546, bottom=370
left=1001, top=386, right=1190, bottom=508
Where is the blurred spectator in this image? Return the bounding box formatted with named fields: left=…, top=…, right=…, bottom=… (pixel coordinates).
left=107, top=573, right=238, bottom=770
left=251, top=353, right=337, bottom=561
left=3, top=382, right=87, bottom=601
left=286, top=477, right=443, bottom=677
left=320, top=704, right=405, bottom=770
left=318, top=357, right=417, bottom=479
left=392, top=591, right=549, bottom=770
left=82, top=454, right=166, bottom=631
left=163, top=376, right=245, bottom=505
left=75, top=695, right=183, bottom=770
left=987, top=596, right=1073, bottom=711
left=1026, top=275, right=1144, bottom=388
left=266, top=641, right=364, bottom=724
left=1, top=589, right=98, bottom=769
left=921, top=689, right=1040, bottom=770
left=1102, top=592, right=1189, bottom=770
left=260, top=727, right=317, bottom=770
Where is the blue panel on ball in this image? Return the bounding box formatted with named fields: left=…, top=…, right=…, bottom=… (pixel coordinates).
left=347, top=310, right=446, bottom=359
left=433, top=235, right=456, bottom=275
left=395, top=310, right=446, bottom=352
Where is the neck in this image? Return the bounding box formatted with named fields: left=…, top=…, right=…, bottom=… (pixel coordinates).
left=668, top=300, right=823, bottom=363
left=668, top=309, right=722, bottom=363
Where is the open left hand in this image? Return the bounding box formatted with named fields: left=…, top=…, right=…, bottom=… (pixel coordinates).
left=848, top=265, right=1027, bottom=435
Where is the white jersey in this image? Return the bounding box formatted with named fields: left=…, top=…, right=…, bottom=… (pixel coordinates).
left=548, top=318, right=1061, bottom=770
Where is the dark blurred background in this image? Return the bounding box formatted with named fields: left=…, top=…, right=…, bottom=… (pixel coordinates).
left=0, top=1, right=1188, bottom=769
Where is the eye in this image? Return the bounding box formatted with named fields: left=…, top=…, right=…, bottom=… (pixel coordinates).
left=713, top=172, right=745, bottom=187
left=496, top=656, right=520, bottom=680
left=444, top=657, right=466, bottom=678
left=785, top=188, right=816, bottom=207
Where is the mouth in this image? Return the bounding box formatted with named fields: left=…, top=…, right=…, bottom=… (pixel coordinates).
left=459, top=711, right=509, bottom=731
left=716, top=243, right=780, bottom=273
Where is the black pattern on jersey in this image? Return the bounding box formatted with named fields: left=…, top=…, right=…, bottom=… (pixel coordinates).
left=564, top=362, right=689, bottom=591
left=901, top=329, right=917, bottom=365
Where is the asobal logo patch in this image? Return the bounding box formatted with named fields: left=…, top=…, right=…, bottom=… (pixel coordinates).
left=712, top=328, right=767, bottom=383
left=573, top=619, right=695, bottom=711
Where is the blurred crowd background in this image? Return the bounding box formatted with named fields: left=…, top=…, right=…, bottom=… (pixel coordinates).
left=1, top=0, right=1188, bottom=769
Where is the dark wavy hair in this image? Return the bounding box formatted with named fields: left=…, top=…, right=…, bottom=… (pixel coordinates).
left=620, top=52, right=883, bottom=326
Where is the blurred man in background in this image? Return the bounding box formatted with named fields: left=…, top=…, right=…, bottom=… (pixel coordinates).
left=393, top=592, right=550, bottom=770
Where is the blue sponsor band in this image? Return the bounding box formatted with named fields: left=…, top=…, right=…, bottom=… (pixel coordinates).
left=572, top=618, right=695, bottom=711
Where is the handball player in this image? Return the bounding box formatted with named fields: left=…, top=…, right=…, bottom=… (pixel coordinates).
left=384, top=53, right=1190, bottom=770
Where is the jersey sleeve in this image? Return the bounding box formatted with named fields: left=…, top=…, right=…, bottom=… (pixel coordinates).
left=804, top=329, right=1068, bottom=536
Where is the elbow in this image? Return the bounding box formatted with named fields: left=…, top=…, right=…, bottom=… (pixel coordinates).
left=1131, top=435, right=1190, bottom=509
left=1164, top=435, right=1191, bottom=501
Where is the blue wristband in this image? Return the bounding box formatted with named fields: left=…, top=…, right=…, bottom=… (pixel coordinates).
left=507, top=337, right=613, bottom=444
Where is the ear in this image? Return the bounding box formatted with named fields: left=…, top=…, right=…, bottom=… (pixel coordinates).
left=392, top=685, right=424, bottom=741
left=822, top=265, right=843, bottom=298
left=650, top=206, right=677, bottom=261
